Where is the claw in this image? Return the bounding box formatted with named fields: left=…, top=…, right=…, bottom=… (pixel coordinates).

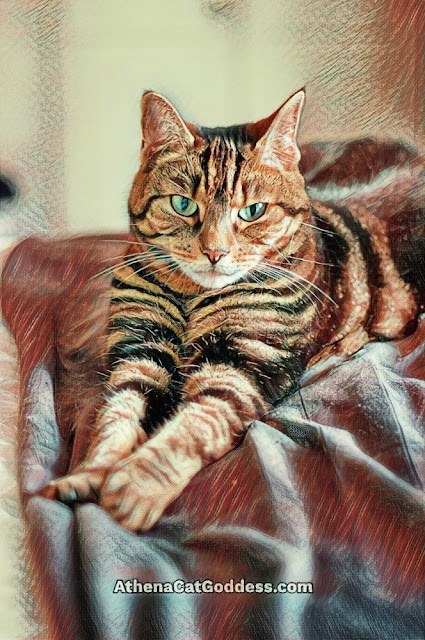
left=39, top=467, right=107, bottom=504
left=61, top=488, right=78, bottom=503
left=104, top=470, right=128, bottom=492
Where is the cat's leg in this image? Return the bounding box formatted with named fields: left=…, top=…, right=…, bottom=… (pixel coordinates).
left=40, top=359, right=172, bottom=502
left=41, top=256, right=185, bottom=502
left=100, top=364, right=267, bottom=530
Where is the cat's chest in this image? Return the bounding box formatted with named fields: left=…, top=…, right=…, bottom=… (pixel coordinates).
left=179, top=286, right=316, bottom=349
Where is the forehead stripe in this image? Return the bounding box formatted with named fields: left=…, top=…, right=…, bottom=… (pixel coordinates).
left=205, top=136, right=239, bottom=199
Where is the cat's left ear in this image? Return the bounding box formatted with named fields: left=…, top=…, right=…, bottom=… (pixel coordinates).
left=254, top=89, right=305, bottom=171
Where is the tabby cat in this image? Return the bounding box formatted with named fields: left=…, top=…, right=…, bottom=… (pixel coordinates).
left=42, top=90, right=417, bottom=531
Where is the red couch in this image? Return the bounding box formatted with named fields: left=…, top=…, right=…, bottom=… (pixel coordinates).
left=2, top=139, right=424, bottom=640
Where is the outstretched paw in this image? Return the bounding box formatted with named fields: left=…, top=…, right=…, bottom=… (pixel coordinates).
left=100, top=464, right=177, bottom=531
left=40, top=467, right=107, bottom=503
left=100, top=446, right=200, bottom=531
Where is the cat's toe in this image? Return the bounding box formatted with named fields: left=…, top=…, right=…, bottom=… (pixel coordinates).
left=40, top=468, right=106, bottom=503
left=103, top=470, right=129, bottom=493
left=117, top=491, right=173, bottom=531
left=100, top=470, right=178, bottom=531
left=61, top=487, right=78, bottom=503
left=100, top=470, right=140, bottom=523
left=120, top=501, right=164, bottom=532
left=100, top=470, right=131, bottom=510
left=38, top=482, right=60, bottom=500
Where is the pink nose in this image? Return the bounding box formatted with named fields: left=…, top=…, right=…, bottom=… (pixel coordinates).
left=201, top=248, right=229, bottom=265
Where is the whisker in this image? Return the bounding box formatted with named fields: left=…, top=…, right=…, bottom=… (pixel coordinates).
left=259, top=262, right=324, bottom=305
left=246, top=272, right=283, bottom=295
left=263, top=260, right=336, bottom=306
left=92, top=249, right=169, bottom=279
left=100, top=239, right=144, bottom=246
left=267, top=245, right=336, bottom=305
left=94, top=255, right=151, bottom=277
left=255, top=264, right=317, bottom=306
left=92, top=263, right=127, bottom=279
left=133, top=260, right=180, bottom=279
left=288, top=255, right=333, bottom=267
left=299, top=220, right=336, bottom=236
left=98, top=252, right=146, bottom=265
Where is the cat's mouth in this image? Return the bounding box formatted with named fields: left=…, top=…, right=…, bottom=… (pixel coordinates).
left=179, top=262, right=246, bottom=289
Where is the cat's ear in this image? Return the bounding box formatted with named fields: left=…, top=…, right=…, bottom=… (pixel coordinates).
left=141, top=91, right=194, bottom=150
left=254, top=89, right=305, bottom=171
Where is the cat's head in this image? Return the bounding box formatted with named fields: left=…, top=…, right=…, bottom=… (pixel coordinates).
left=129, top=90, right=311, bottom=289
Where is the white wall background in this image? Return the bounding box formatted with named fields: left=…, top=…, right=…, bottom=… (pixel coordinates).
left=64, top=0, right=424, bottom=233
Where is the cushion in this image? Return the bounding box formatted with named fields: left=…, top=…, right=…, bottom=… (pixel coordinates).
left=2, top=140, right=424, bottom=639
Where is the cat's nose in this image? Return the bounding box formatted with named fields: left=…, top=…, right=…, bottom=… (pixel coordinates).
left=201, top=247, right=229, bottom=265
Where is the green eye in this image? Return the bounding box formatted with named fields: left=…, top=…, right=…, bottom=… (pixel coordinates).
left=238, top=202, right=266, bottom=222
left=170, top=195, right=198, bottom=217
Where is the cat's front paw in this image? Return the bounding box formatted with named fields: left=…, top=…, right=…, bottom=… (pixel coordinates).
left=100, top=468, right=176, bottom=531
left=100, top=444, right=201, bottom=531
left=40, top=467, right=107, bottom=503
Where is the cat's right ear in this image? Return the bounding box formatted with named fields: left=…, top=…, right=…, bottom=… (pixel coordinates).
left=141, top=91, right=195, bottom=150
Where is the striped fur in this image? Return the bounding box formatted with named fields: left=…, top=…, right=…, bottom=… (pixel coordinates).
left=42, top=91, right=417, bottom=530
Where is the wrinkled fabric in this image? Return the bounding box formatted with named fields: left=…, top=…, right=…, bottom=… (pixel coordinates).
left=16, top=323, right=425, bottom=640
left=2, top=140, right=424, bottom=639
